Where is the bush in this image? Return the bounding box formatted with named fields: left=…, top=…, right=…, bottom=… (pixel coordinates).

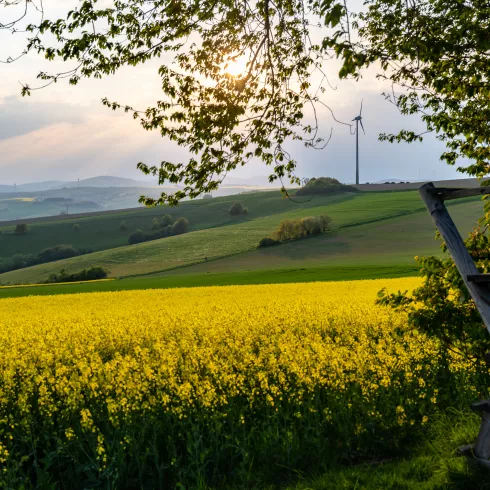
left=319, top=214, right=333, bottom=232
left=129, top=217, right=189, bottom=245
left=161, top=214, right=174, bottom=226
left=46, top=266, right=110, bottom=284
left=152, top=214, right=174, bottom=230
left=0, top=245, right=90, bottom=275
left=128, top=229, right=148, bottom=245
left=72, top=224, right=81, bottom=232
left=377, top=226, right=490, bottom=363
left=242, top=207, right=249, bottom=215
left=300, top=216, right=322, bottom=236
left=272, top=215, right=332, bottom=242
left=258, top=237, right=280, bottom=248
left=38, top=245, right=81, bottom=263
left=119, top=221, right=128, bottom=232
left=229, top=202, right=244, bottom=216
left=296, top=177, right=359, bottom=196
left=172, top=217, right=190, bottom=235
left=14, top=223, right=28, bottom=235
left=151, top=217, right=162, bottom=230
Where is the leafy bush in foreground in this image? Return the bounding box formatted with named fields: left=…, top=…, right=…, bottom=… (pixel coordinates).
left=377, top=227, right=490, bottom=363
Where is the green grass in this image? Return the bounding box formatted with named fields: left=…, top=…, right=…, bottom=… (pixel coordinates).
left=0, top=190, right=483, bottom=285
left=0, top=190, right=353, bottom=259
left=287, top=411, right=490, bottom=490
left=0, top=264, right=419, bottom=298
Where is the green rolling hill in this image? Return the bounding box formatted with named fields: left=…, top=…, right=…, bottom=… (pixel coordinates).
left=0, top=189, right=483, bottom=289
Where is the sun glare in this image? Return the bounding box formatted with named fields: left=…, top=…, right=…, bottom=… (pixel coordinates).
left=223, top=55, right=249, bottom=77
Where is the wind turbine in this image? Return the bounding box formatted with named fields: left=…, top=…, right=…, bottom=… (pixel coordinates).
left=352, top=100, right=365, bottom=185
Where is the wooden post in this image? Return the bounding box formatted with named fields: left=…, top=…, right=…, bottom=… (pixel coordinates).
left=419, top=182, right=490, bottom=333
left=419, top=182, right=490, bottom=461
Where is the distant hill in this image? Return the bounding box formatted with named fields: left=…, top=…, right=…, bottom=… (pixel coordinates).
left=0, top=181, right=68, bottom=193
left=56, top=176, right=154, bottom=189
left=0, top=176, right=154, bottom=193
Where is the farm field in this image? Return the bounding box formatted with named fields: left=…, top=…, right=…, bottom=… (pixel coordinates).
left=0, top=278, right=487, bottom=488
left=0, top=190, right=482, bottom=286
left=0, top=264, right=417, bottom=298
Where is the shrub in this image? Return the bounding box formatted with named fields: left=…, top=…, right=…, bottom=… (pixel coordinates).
left=128, top=229, right=148, bottom=245
left=296, top=177, right=359, bottom=196
left=273, top=219, right=299, bottom=241
left=38, top=245, right=81, bottom=263
left=119, top=221, right=128, bottom=232
left=258, top=237, right=280, bottom=248
left=152, top=214, right=173, bottom=230
left=300, top=216, right=322, bottom=236
left=319, top=214, right=333, bottom=232
left=242, top=207, right=249, bottom=215
left=151, top=217, right=162, bottom=230
left=72, top=224, right=81, bottom=232
left=272, top=215, right=332, bottom=242
left=14, top=223, right=28, bottom=235
left=46, top=265, right=110, bottom=284
left=172, top=217, right=190, bottom=235
left=377, top=226, right=490, bottom=363
left=161, top=214, right=174, bottom=227
left=229, top=202, right=244, bottom=216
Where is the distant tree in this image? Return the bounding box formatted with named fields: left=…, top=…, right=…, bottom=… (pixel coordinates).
left=300, top=216, right=322, bottom=236
left=46, top=266, right=109, bottom=284
left=172, top=217, right=190, bottom=235
left=72, top=224, right=81, bottom=232
left=319, top=215, right=333, bottom=233
left=119, top=221, right=128, bottom=232
left=229, top=202, right=244, bottom=216
left=203, top=194, right=213, bottom=199
left=152, top=214, right=173, bottom=230
left=258, top=237, right=280, bottom=248
left=161, top=214, right=174, bottom=226
left=14, top=223, right=28, bottom=235
left=296, top=177, right=358, bottom=196
left=128, top=229, right=147, bottom=245
left=151, top=217, right=162, bottom=230
left=242, top=207, right=249, bottom=215
left=273, top=220, right=297, bottom=241
left=38, top=245, right=81, bottom=263
left=272, top=215, right=332, bottom=242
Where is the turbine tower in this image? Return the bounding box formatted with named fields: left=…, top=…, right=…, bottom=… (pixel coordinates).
left=352, top=100, right=365, bottom=185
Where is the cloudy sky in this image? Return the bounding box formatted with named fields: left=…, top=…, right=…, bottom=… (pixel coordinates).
left=0, top=0, right=464, bottom=186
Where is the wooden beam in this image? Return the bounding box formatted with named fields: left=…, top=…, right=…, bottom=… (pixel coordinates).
left=428, top=186, right=490, bottom=201
left=419, top=183, right=490, bottom=333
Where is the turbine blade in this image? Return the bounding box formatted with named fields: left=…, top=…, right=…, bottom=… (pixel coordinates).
left=360, top=99, right=363, bottom=117
left=360, top=120, right=365, bottom=134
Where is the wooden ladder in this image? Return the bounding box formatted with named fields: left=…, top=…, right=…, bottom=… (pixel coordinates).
left=419, top=182, right=490, bottom=463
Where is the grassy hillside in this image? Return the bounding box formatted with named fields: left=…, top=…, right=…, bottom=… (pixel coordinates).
left=0, top=190, right=353, bottom=259
left=0, top=190, right=482, bottom=285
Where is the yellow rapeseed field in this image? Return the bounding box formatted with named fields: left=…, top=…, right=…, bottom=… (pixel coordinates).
left=0, top=278, right=480, bottom=487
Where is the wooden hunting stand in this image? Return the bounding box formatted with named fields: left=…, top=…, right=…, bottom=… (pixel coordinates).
left=419, top=182, right=490, bottom=464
